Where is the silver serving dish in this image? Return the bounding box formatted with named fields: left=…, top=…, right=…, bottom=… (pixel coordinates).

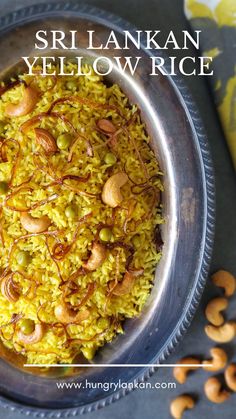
left=0, top=3, right=215, bottom=417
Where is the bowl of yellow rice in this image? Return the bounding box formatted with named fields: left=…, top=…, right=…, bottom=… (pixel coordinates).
left=0, top=2, right=215, bottom=416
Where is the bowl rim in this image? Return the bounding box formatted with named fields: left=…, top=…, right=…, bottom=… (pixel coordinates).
left=0, top=2, right=215, bottom=417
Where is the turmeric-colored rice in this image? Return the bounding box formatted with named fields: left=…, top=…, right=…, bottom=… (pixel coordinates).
left=0, top=63, right=163, bottom=365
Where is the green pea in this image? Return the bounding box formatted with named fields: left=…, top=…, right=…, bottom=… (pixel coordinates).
left=65, top=205, right=76, bottom=219
left=20, top=319, right=35, bottom=335
left=57, top=133, right=73, bottom=150
left=132, top=235, right=140, bottom=248
left=99, top=227, right=112, bottom=242
left=0, top=121, right=5, bottom=134
left=0, top=181, right=9, bottom=195
left=66, top=80, right=77, bottom=91
left=16, top=250, right=31, bottom=267
left=104, top=152, right=117, bottom=166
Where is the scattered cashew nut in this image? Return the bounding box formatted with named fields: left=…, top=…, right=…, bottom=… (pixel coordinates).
left=173, top=357, right=200, bottom=384
left=205, top=297, right=228, bottom=326
left=205, top=322, right=236, bottom=343
left=202, top=347, right=228, bottom=371
left=225, top=364, right=236, bottom=392
left=18, top=323, right=44, bottom=345
left=5, top=86, right=39, bottom=117
left=20, top=212, right=51, bottom=233
left=204, top=377, right=230, bottom=403
left=211, top=270, right=236, bottom=297
left=35, top=128, right=58, bottom=154
left=82, top=242, right=107, bottom=271
left=102, top=172, right=128, bottom=208
left=111, top=268, right=144, bottom=296
left=170, top=395, right=195, bottom=419
left=54, top=303, right=90, bottom=324
left=97, top=119, right=116, bottom=134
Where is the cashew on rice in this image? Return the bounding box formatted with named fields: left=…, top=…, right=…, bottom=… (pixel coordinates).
left=102, top=172, right=128, bottom=208
left=20, top=212, right=51, bottom=233
left=5, top=86, right=39, bottom=117
left=18, top=323, right=44, bottom=345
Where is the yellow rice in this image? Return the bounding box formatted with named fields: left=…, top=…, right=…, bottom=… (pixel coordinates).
left=0, top=63, right=163, bottom=365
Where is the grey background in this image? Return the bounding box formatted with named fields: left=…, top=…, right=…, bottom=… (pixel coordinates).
left=0, top=0, right=235, bottom=418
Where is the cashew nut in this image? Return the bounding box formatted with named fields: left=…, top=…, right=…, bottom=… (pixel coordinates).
left=225, top=364, right=236, bottom=392
left=54, top=303, right=90, bottom=324
left=205, top=322, right=236, bottom=343
left=5, top=86, right=39, bottom=117
left=34, top=128, right=58, bottom=154
left=1, top=273, right=19, bottom=302
left=20, top=212, right=51, bottom=233
left=202, top=347, right=228, bottom=371
left=211, top=270, right=236, bottom=297
left=173, top=357, right=200, bottom=384
left=102, top=172, right=128, bottom=208
left=111, top=269, right=144, bottom=296
left=82, top=242, right=107, bottom=271
left=170, top=395, right=195, bottom=419
left=97, top=119, right=116, bottom=134
left=204, top=377, right=230, bottom=403
left=205, top=297, right=228, bottom=326
left=18, top=323, right=44, bottom=345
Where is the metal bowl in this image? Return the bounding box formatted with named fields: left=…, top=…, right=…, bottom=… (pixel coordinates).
left=0, top=3, right=215, bottom=417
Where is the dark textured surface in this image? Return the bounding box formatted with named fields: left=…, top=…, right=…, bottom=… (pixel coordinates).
left=0, top=0, right=235, bottom=418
